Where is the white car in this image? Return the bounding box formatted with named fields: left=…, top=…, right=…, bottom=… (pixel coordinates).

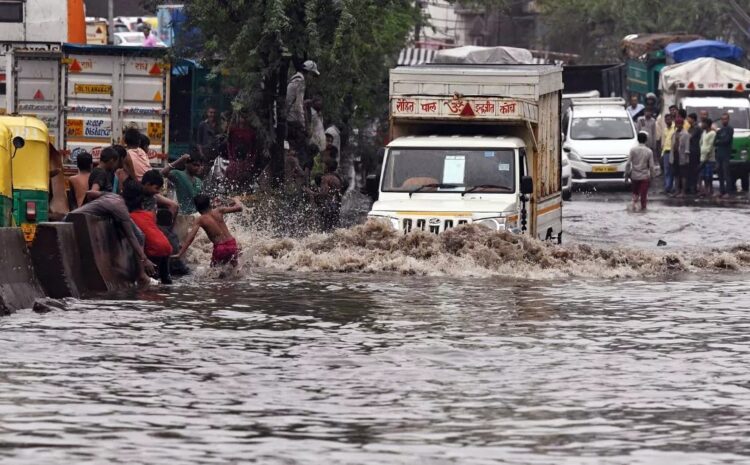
left=562, top=150, right=572, bottom=200
left=113, top=32, right=166, bottom=47
left=563, top=97, right=638, bottom=187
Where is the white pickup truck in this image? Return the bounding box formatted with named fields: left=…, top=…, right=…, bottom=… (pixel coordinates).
left=369, top=63, right=564, bottom=242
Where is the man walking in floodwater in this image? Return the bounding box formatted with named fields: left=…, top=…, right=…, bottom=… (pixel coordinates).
left=174, top=195, right=243, bottom=267
left=626, top=131, right=656, bottom=211
left=715, top=112, right=734, bottom=198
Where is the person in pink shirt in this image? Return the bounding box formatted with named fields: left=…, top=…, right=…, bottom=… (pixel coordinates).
left=143, top=26, right=158, bottom=47
left=124, top=127, right=151, bottom=181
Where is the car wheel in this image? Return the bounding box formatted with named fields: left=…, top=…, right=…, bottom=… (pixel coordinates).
left=562, top=189, right=572, bottom=201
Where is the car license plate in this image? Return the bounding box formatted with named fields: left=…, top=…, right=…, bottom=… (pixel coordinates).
left=21, top=223, right=36, bottom=243
left=592, top=165, right=617, bottom=173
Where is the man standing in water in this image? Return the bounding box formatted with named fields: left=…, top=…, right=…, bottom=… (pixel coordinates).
left=175, top=195, right=243, bottom=267
left=714, top=113, right=734, bottom=198
left=197, top=106, right=219, bottom=160
left=626, top=131, right=656, bottom=211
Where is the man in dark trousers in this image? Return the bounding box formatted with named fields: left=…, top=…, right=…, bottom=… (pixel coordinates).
left=687, top=113, right=703, bottom=195
left=714, top=113, right=734, bottom=198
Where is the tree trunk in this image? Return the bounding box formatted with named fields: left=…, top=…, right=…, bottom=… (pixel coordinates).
left=271, top=57, right=290, bottom=188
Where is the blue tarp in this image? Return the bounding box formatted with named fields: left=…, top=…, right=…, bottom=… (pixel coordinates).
left=665, top=40, right=743, bottom=63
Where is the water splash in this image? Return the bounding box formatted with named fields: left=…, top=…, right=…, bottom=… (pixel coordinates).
left=180, top=215, right=750, bottom=280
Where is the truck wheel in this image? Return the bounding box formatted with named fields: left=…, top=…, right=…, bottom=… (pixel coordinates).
left=562, top=189, right=572, bottom=201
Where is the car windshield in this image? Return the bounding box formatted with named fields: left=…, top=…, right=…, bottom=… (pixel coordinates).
left=382, top=148, right=516, bottom=193
left=570, top=117, right=634, bottom=140
left=685, top=106, right=750, bottom=130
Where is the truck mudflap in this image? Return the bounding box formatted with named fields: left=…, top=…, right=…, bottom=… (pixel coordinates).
left=534, top=195, right=563, bottom=243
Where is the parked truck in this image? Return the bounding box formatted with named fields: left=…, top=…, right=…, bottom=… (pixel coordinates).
left=659, top=57, right=750, bottom=190
left=368, top=63, right=564, bottom=242
left=6, top=44, right=170, bottom=166
left=0, top=0, right=85, bottom=109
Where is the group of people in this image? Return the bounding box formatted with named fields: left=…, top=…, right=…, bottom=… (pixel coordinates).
left=192, top=60, right=347, bottom=231
left=284, top=60, right=348, bottom=231
left=625, top=94, right=736, bottom=211
left=66, top=127, right=243, bottom=287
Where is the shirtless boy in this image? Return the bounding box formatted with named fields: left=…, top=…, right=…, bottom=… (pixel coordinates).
left=174, top=194, right=243, bottom=266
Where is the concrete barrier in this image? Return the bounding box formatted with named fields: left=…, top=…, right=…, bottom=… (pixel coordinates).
left=30, top=222, right=85, bottom=299
left=0, top=227, right=44, bottom=314
left=68, top=213, right=138, bottom=292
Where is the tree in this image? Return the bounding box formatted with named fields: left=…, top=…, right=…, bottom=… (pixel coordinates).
left=182, top=0, right=418, bottom=183
left=536, top=0, right=738, bottom=62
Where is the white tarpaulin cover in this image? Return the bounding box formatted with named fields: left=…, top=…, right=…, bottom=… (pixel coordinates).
left=433, top=46, right=533, bottom=65
left=660, top=57, right=750, bottom=91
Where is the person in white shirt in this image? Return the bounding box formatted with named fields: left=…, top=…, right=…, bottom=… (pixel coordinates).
left=626, top=94, right=645, bottom=121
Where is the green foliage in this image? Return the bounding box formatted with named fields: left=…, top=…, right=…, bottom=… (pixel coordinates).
left=536, top=0, right=735, bottom=62
left=184, top=0, right=418, bottom=148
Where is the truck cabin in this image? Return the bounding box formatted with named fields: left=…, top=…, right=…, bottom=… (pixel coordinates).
left=371, top=63, right=563, bottom=239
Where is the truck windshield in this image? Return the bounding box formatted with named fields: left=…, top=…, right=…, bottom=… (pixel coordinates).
left=570, top=117, right=634, bottom=140
left=382, top=148, right=516, bottom=193
left=685, top=106, right=750, bottom=130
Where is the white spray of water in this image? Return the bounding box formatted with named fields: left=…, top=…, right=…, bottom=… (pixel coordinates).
left=180, top=207, right=750, bottom=280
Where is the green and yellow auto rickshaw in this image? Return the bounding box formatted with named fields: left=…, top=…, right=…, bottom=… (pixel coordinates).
left=0, top=122, right=11, bottom=227
left=0, top=116, right=50, bottom=242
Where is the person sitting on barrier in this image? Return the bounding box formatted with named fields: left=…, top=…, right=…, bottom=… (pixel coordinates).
left=174, top=194, right=243, bottom=267
left=86, top=147, right=120, bottom=200
left=66, top=185, right=156, bottom=286
left=122, top=180, right=173, bottom=285
left=161, top=148, right=203, bottom=214
left=124, top=127, right=151, bottom=182
left=141, top=169, right=179, bottom=219
left=69, top=151, right=92, bottom=209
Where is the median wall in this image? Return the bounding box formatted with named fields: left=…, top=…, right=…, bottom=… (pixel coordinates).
left=68, top=213, right=139, bottom=292
left=0, top=228, right=44, bottom=314
left=30, top=222, right=86, bottom=299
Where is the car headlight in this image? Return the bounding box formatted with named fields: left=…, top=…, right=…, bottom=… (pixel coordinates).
left=741, top=149, right=748, bottom=161
left=561, top=156, right=569, bottom=167
left=567, top=150, right=582, bottom=161
left=474, top=217, right=506, bottom=231
left=368, top=215, right=399, bottom=229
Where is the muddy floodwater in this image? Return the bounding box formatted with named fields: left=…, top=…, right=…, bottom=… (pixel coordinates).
left=1, top=198, right=749, bottom=464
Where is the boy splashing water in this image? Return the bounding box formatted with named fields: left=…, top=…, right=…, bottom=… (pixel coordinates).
left=175, top=195, right=243, bottom=266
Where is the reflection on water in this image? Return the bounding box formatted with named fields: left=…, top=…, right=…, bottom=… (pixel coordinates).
left=1, top=273, right=750, bottom=464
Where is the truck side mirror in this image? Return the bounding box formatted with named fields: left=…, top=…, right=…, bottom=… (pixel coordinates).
left=365, top=174, right=379, bottom=200
left=520, top=176, right=533, bottom=195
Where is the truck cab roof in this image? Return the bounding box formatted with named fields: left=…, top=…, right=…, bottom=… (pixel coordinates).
left=681, top=96, right=750, bottom=109
left=388, top=135, right=526, bottom=149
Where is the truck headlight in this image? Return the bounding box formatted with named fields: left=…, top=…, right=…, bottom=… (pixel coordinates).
left=368, top=215, right=399, bottom=229
left=474, top=217, right=506, bottom=231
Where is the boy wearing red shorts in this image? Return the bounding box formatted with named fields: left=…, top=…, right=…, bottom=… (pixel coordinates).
left=122, top=180, right=173, bottom=284
left=175, top=195, right=243, bottom=266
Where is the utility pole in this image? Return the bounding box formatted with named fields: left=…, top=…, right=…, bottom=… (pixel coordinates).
left=107, top=0, right=114, bottom=44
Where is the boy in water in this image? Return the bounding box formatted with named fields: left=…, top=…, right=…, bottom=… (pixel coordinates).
left=174, top=194, right=243, bottom=266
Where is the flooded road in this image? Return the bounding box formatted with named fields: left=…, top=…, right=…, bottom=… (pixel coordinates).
left=2, top=198, right=750, bottom=464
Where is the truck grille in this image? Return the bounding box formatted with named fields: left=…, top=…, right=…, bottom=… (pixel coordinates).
left=402, top=218, right=468, bottom=234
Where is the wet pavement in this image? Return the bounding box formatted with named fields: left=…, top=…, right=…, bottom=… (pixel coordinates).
left=1, top=188, right=749, bottom=464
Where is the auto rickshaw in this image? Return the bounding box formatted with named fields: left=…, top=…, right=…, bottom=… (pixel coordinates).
left=0, top=123, right=11, bottom=227
left=0, top=116, right=50, bottom=242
